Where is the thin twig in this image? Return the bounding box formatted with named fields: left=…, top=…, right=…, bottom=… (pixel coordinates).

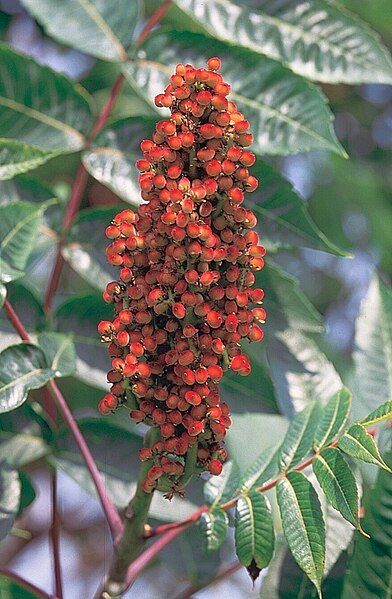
left=3, top=299, right=123, bottom=540
left=51, top=470, right=63, bottom=599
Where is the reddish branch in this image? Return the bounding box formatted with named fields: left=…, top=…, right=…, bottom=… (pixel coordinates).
left=43, top=0, right=173, bottom=314
left=0, top=569, right=51, bottom=599
left=3, top=298, right=123, bottom=540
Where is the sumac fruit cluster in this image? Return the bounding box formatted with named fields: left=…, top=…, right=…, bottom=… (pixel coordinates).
left=98, top=58, right=266, bottom=497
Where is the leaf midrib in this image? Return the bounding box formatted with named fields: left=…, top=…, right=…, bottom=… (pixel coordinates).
left=316, top=452, right=356, bottom=524
left=77, top=0, right=128, bottom=61
left=0, top=96, right=86, bottom=146
left=283, top=475, right=320, bottom=586
left=0, top=208, right=39, bottom=258
left=177, top=0, right=391, bottom=75
left=0, top=368, right=48, bottom=395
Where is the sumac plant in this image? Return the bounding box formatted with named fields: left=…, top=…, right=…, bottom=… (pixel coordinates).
left=0, top=2, right=391, bottom=599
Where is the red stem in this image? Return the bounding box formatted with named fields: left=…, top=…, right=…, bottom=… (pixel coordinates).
left=122, top=505, right=206, bottom=594
left=136, top=0, right=173, bottom=45
left=47, top=380, right=123, bottom=539
left=50, top=471, right=63, bottom=599
left=0, top=569, right=51, bottom=599
left=3, top=299, right=29, bottom=341
left=3, top=299, right=123, bottom=540
left=43, top=1, right=173, bottom=315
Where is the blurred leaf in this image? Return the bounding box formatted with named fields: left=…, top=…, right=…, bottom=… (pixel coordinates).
left=313, top=388, right=352, bottom=452
left=168, top=0, right=392, bottom=84
left=0, top=44, right=92, bottom=151
left=0, top=139, right=58, bottom=180
left=160, top=523, right=221, bottom=587
left=0, top=284, right=5, bottom=309
left=20, top=0, right=140, bottom=62
left=0, top=344, right=53, bottom=413
left=278, top=402, right=321, bottom=471
left=83, top=117, right=155, bottom=203
left=342, top=451, right=392, bottom=599
left=221, top=354, right=277, bottom=412
left=17, top=472, right=36, bottom=517
left=37, top=332, right=76, bottom=378
left=267, top=330, right=343, bottom=417
left=0, top=573, right=46, bottom=598
left=338, top=424, right=391, bottom=472
left=352, top=276, right=392, bottom=417
left=277, top=471, right=325, bottom=597
left=258, top=262, right=323, bottom=333
left=0, top=176, right=55, bottom=206
left=204, top=460, right=240, bottom=506
left=227, top=413, right=288, bottom=474
left=0, top=201, right=44, bottom=283
left=239, top=445, right=280, bottom=493
left=360, top=400, right=392, bottom=427
left=235, top=491, right=275, bottom=571
left=0, top=465, right=21, bottom=541
left=199, top=509, right=228, bottom=552
left=55, top=293, right=112, bottom=390
left=52, top=418, right=198, bottom=521
left=124, top=30, right=342, bottom=155
left=0, top=282, right=45, bottom=353
left=251, top=161, right=346, bottom=255
left=313, top=447, right=361, bottom=531
left=0, top=432, right=49, bottom=468
left=62, top=206, right=118, bottom=291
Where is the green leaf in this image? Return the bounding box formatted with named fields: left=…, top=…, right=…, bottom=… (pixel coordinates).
left=204, top=460, right=240, bottom=507
left=20, top=0, right=140, bottom=62
left=52, top=418, right=198, bottom=521
left=0, top=465, right=21, bottom=541
left=338, top=424, right=391, bottom=472
left=252, top=161, right=346, bottom=255
left=17, top=471, right=36, bottom=517
left=0, top=44, right=92, bottom=151
left=313, top=447, right=361, bottom=531
left=342, top=451, right=392, bottom=599
left=199, top=509, right=228, bottom=552
left=313, top=388, right=352, bottom=451
left=82, top=117, right=155, bottom=203
left=239, top=444, right=280, bottom=493
left=62, top=206, right=119, bottom=291
left=258, top=263, right=323, bottom=333
left=170, top=0, right=392, bottom=84
left=124, top=30, right=342, bottom=155
left=360, top=400, right=392, bottom=427
left=235, top=491, right=275, bottom=570
left=0, top=201, right=43, bottom=283
left=55, top=293, right=112, bottom=390
left=0, top=432, right=49, bottom=468
left=352, top=276, right=392, bottom=416
left=227, top=413, right=288, bottom=474
left=279, top=402, right=321, bottom=472
left=37, top=332, right=76, bottom=378
left=0, top=139, right=58, bottom=180
left=277, top=471, right=325, bottom=597
left=0, top=573, right=46, bottom=598
left=267, top=329, right=343, bottom=417
left=0, top=344, right=53, bottom=413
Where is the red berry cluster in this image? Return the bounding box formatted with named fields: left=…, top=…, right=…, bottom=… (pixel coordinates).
left=98, top=58, right=266, bottom=496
